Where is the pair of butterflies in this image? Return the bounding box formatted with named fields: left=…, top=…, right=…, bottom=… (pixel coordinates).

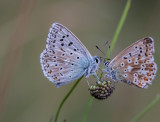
left=40, top=23, right=157, bottom=88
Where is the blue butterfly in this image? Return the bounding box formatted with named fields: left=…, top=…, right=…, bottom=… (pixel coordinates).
left=40, top=23, right=101, bottom=87
left=103, top=37, right=157, bottom=88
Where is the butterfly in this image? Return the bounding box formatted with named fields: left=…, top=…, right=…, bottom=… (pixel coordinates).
left=103, top=37, right=157, bottom=88
left=40, top=23, right=101, bottom=87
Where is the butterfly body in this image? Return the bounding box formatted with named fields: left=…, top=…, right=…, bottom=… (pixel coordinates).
left=40, top=23, right=100, bottom=87
left=103, top=37, right=157, bottom=88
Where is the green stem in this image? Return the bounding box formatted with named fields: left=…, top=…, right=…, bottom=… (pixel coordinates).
left=81, top=96, right=94, bottom=122
left=131, top=94, right=160, bottom=122
left=82, top=0, right=132, bottom=122
left=106, top=0, right=131, bottom=59
left=54, top=76, right=83, bottom=122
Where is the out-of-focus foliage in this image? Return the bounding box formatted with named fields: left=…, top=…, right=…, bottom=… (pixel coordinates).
left=0, top=0, right=160, bottom=122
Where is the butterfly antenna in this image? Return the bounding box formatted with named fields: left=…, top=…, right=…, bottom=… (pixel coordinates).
left=108, top=45, right=111, bottom=59
left=95, top=45, right=106, bottom=56
left=95, top=40, right=111, bottom=58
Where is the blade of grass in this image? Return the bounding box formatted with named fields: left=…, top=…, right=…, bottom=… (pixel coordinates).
left=53, top=76, right=83, bottom=122
left=81, top=0, right=132, bottom=122
left=131, top=94, right=160, bottom=122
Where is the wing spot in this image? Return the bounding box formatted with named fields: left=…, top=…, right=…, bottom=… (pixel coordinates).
left=138, top=83, right=142, bottom=87
left=135, top=46, right=138, bottom=49
left=62, top=53, right=65, bottom=56
left=68, top=42, right=73, bottom=46
left=127, top=80, right=131, bottom=84
left=134, top=73, right=138, bottom=77
left=134, top=61, right=139, bottom=65
left=46, top=64, right=49, bottom=68
left=138, top=71, right=142, bottom=75
left=61, top=43, right=64, bottom=46
left=124, top=74, right=128, bottom=77
left=54, top=77, right=57, bottom=80
left=60, top=68, right=62, bottom=70
left=62, top=36, right=65, bottom=38
left=60, top=48, right=66, bottom=52
left=133, top=78, right=137, bottom=83
left=74, top=49, right=77, bottom=51
left=77, top=57, right=79, bottom=59
left=141, top=64, right=145, bottom=68
left=66, top=35, right=69, bottom=37
left=48, top=70, right=52, bottom=74
left=127, top=59, right=132, bottom=63
left=124, top=69, right=127, bottom=72
left=144, top=77, right=148, bottom=81
left=48, top=50, right=52, bottom=53
left=121, top=62, right=125, bottom=67
left=60, top=39, right=63, bottom=41
left=123, top=56, right=128, bottom=59
left=70, top=52, right=73, bottom=55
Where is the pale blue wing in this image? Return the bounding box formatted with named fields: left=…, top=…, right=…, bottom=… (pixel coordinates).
left=40, top=23, right=94, bottom=87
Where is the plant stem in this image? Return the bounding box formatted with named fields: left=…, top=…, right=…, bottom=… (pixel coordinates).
left=82, top=0, right=132, bottom=122
left=54, top=76, right=83, bottom=122
left=131, top=94, right=160, bottom=122
left=81, top=96, right=94, bottom=122
left=106, top=0, right=131, bottom=59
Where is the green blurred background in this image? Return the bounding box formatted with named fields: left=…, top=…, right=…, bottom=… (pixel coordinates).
left=0, top=0, right=160, bottom=122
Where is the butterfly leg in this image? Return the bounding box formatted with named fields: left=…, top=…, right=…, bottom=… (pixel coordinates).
left=98, top=67, right=104, bottom=80
left=94, top=74, right=100, bottom=82
left=103, top=73, right=108, bottom=81
left=99, top=72, right=103, bottom=80
left=85, top=78, right=90, bottom=87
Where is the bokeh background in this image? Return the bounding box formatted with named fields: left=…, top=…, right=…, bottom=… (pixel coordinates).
left=0, top=0, right=160, bottom=122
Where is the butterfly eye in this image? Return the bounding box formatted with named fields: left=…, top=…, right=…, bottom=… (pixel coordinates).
left=104, top=61, right=110, bottom=67
left=95, top=58, right=99, bottom=63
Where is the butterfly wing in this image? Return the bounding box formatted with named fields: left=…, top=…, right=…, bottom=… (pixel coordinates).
left=108, top=37, right=157, bottom=88
left=40, top=23, right=93, bottom=87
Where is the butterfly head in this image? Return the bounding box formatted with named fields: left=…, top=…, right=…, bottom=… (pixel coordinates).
left=103, top=60, right=110, bottom=68
left=93, top=56, right=101, bottom=65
